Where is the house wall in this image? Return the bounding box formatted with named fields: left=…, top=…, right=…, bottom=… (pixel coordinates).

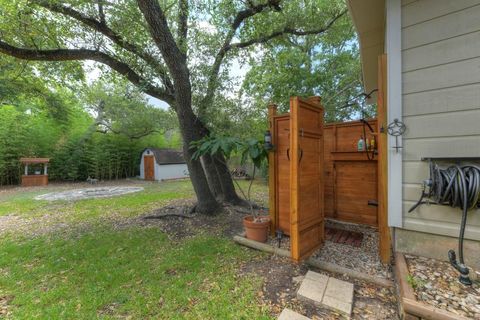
left=398, top=0, right=480, bottom=267
left=139, top=149, right=189, bottom=181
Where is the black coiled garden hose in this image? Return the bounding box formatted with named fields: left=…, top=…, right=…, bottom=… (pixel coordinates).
left=409, top=163, right=480, bottom=285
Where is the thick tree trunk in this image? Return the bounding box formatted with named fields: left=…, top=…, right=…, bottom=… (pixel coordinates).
left=201, top=154, right=224, bottom=200
left=136, top=0, right=220, bottom=215
left=178, top=118, right=220, bottom=215
left=212, top=153, right=246, bottom=205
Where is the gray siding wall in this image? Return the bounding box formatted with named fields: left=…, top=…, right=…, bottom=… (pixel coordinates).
left=401, top=0, right=480, bottom=240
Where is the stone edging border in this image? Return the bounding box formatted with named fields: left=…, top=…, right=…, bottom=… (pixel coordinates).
left=232, top=235, right=393, bottom=288
left=394, top=252, right=470, bottom=320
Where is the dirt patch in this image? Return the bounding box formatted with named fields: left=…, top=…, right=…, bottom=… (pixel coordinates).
left=238, top=254, right=399, bottom=319
left=0, top=295, right=14, bottom=318
left=131, top=199, right=268, bottom=241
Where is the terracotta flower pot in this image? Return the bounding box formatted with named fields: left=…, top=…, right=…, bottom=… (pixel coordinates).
left=243, top=215, right=271, bottom=243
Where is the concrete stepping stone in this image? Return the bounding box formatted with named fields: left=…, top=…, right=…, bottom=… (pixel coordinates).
left=296, top=270, right=354, bottom=317
left=297, top=271, right=329, bottom=306
left=278, top=308, right=311, bottom=320
left=323, top=277, right=354, bottom=315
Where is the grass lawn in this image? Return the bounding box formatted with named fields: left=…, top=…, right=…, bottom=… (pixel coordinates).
left=0, top=179, right=272, bottom=319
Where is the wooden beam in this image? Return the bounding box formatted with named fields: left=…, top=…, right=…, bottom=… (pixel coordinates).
left=289, top=97, right=300, bottom=261
left=403, top=298, right=471, bottom=320
left=378, top=54, right=391, bottom=264
left=394, top=252, right=416, bottom=300
left=268, top=103, right=277, bottom=236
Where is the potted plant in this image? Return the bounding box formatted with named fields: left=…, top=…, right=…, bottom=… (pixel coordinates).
left=191, top=136, right=271, bottom=242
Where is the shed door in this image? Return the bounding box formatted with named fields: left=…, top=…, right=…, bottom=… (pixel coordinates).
left=144, top=155, right=155, bottom=181
left=290, top=97, right=324, bottom=261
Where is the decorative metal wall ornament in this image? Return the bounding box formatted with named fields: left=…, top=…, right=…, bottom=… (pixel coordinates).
left=387, top=118, right=406, bottom=153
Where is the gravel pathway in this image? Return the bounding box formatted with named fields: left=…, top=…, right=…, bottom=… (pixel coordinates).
left=312, top=220, right=392, bottom=279
left=265, top=220, right=392, bottom=280
left=406, top=254, right=480, bottom=318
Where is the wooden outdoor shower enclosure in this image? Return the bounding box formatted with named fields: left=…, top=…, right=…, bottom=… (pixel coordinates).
left=268, top=79, right=389, bottom=263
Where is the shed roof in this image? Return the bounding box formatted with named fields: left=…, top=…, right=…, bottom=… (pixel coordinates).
left=20, top=158, right=50, bottom=164
left=143, top=148, right=186, bottom=165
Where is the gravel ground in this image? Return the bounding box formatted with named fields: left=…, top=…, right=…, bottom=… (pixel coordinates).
left=0, top=179, right=144, bottom=196
left=265, top=220, right=392, bottom=280
left=267, top=232, right=291, bottom=251
left=34, top=186, right=144, bottom=201
left=313, top=220, right=392, bottom=279
left=406, top=254, right=480, bottom=318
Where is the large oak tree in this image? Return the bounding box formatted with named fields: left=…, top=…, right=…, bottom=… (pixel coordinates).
left=0, top=0, right=346, bottom=214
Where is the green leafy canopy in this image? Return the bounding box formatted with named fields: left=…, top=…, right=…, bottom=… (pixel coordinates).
left=190, top=136, right=268, bottom=169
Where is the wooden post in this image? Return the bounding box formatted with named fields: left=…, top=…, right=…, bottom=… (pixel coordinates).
left=268, top=103, right=277, bottom=236
left=378, top=54, right=391, bottom=264
left=24, top=164, right=28, bottom=176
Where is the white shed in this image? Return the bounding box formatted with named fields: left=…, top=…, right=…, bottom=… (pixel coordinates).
left=139, top=148, right=189, bottom=181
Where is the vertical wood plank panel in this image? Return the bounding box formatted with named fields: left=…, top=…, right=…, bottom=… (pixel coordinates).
left=290, top=96, right=324, bottom=261
left=275, top=116, right=291, bottom=234
left=378, top=54, right=392, bottom=264
left=268, top=104, right=277, bottom=235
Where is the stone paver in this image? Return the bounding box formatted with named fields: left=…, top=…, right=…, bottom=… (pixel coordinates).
left=278, top=308, right=311, bottom=320
left=324, top=277, right=354, bottom=304
left=296, top=271, right=354, bottom=317
left=297, top=271, right=328, bottom=306
left=322, top=294, right=353, bottom=315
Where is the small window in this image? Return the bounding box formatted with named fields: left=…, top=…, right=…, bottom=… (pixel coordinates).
left=147, top=150, right=150, bottom=155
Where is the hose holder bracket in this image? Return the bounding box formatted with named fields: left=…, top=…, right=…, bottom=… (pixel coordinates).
left=387, top=118, right=406, bottom=153
left=409, top=158, right=480, bottom=286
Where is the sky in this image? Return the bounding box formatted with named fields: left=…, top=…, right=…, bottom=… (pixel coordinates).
left=86, top=55, right=250, bottom=111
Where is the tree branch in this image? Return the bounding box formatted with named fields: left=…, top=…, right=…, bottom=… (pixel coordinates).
left=136, top=0, right=189, bottom=86
left=97, top=0, right=106, bottom=24
left=96, top=122, right=162, bottom=139
left=199, top=0, right=282, bottom=118
left=227, top=10, right=347, bottom=50
left=0, top=40, right=175, bottom=104
left=33, top=0, right=174, bottom=95
left=177, top=0, right=188, bottom=53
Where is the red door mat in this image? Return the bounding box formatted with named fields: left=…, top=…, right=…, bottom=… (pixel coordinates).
left=325, top=227, right=363, bottom=247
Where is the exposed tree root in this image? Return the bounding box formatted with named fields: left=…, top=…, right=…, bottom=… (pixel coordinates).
left=143, top=205, right=197, bottom=219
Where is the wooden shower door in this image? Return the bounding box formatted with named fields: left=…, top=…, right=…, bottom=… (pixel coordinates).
left=290, top=97, right=325, bottom=261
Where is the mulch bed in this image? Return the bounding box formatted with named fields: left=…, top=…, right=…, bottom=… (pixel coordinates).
left=405, top=254, right=480, bottom=318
